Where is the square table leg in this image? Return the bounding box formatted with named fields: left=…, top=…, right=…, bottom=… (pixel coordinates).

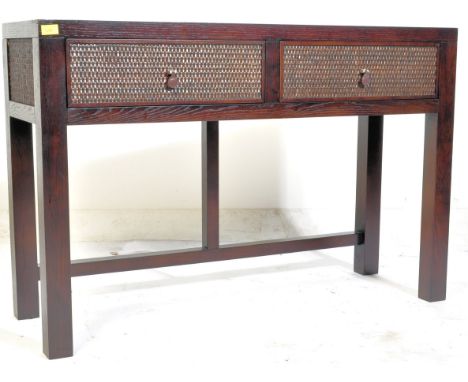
left=202, top=121, right=219, bottom=250
left=6, top=116, right=39, bottom=320
left=418, top=41, right=456, bottom=302
left=34, top=37, right=73, bottom=359
left=419, top=113, right=452, bottom=301
left=354, top=115, right=384, bottom=275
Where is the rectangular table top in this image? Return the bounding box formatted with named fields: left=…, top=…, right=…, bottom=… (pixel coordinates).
left=3, top=19, right=457, bottom=42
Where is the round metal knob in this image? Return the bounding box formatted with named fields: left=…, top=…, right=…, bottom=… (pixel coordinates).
left=165, top=71, right=179, bottom=90
left=358, top=69, right=371, bottom=88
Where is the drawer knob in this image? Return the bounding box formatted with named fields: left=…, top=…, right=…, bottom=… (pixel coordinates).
left=358, top=69, right=371, bottom=88
left=164, top=71, right=179, bottom=90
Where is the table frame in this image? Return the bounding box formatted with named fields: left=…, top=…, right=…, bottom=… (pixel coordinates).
left=2, top=20, right=457, bottom=359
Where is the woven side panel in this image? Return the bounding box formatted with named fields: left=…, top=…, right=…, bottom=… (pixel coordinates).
left=68, top=42, right=264, bottom=106
left=282, top=45, right=438, bottom=99
left=8, top=39, right=34, bottom=106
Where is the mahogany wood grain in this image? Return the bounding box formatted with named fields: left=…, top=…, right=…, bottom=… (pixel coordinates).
left=7, top=117, right=40, bottom=319
left=202, top=121, right=219, bottom=249
left=67, top=99, right=439, bottom=125
left=3, top=20, right=457, bottom=42
left=1, top=21, right=458, bottom=359
left=34, top=37, right=73, bottom=359
left=70, top=232, right=361, bottom=277
left=264, top=39, right=280, bottom=103
left=354, top=116, right=384, bottom=275
left=419, top=41, right=457, bottom=302
left=4, top=39, right=39, bottom=320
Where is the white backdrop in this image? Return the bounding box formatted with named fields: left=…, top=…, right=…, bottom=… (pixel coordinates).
left=0, top=0, right=466, bottom=246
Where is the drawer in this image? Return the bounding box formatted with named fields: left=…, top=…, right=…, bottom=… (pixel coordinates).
left=66, top=39, right=265, bottom=107
left=280, top=42, right=438, bottom=101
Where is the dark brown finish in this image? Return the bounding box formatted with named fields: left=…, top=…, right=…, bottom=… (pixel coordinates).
left=264, top=39, right=280, bottom=103
left=354, top=116, right=384, bottom=275
left=67, top=99, right=439, bottom=125
left=65, top=39, right=264, bottom=107
left=165, top=71, right=179, bottom=90
left=2, top=21, right=458, bottom=359
left=7, top=39, right=34, bottom=106
left=3, top=20, right=457, bottom=42
left=202, top=121, right=219, bottom=249
left=279, top=42, right=438, bottom=102
left=28, top=232, right=362, bottom=280
left=6, top=118, right=39, bottom=319
left=70, top=232, right=361, bottom=277
left=34, top=37, right=73, bottom=359
left=4, top=39, right=39, bottom=320
left=359, top=69, right=371, bottom=88
left=419, top=41, right=457, bottom=302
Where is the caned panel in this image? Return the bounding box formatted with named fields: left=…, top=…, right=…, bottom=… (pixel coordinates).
left=281, top=43, right=438, bottom=101
left=67, top=39, right=264, bottom=107
left=7, top=39, right=34, bottom=106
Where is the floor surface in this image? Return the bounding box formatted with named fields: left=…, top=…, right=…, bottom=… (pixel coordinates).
left=1, top=238, right=467, bottom=381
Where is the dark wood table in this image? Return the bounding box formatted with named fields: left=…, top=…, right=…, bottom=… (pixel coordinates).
left=2, top=20, right=457, bottom=359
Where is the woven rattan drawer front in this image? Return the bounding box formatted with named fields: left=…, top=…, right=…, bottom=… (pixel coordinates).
left=280, top=42, right=438, bottom=101
left=66, top=39, right=264, bottom=107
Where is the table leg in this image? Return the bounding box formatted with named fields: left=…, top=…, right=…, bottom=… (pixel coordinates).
left=354, top=116, right=384, bottom=275
left=202, top=121, right=219, bottom=249
left=418, top=41, right=456, bottom=302
left=34, top=37, right=73, bottom=358
left=419, top=112, right=453, bottom=302
left=6, top=117, right=39, bottom=319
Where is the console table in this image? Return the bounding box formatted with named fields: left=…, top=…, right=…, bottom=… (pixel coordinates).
left=2, top=20, right=457, bottom=359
